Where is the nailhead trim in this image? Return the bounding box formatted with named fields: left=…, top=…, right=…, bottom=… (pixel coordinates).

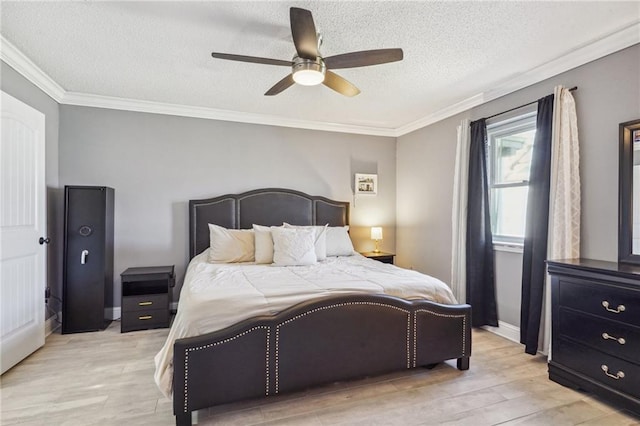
left=182, top=326, right=270, bottom=413
left=180, top=305, right=468, bottom=411
left=412, top=310, right=467, bottom=367
left=274, top=301, right=411, bottom=394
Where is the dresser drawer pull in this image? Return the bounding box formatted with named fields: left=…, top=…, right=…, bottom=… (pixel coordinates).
left=138, top=301, right=153, bottom=306
left=601, top=301, right=625, bottom=314
left=601, top=365, right=625, bottom=380
left=601, top=332, right=626, bottom=345
left=138, top=315, right=153, bottom=320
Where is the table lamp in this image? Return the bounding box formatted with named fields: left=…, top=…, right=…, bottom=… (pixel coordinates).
left=371, top=227, right=383, bottom=253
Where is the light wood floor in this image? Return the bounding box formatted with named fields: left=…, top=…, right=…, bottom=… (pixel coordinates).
left=1, top=322, right=639, bottom=426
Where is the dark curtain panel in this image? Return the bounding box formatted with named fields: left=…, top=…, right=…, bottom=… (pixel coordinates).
left=466, top=119, right=498, bottom=327
left=520, top=94, right=555, bottom=354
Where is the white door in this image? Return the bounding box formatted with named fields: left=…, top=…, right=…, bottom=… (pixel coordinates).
left=0, top=91, right=46, bottom=374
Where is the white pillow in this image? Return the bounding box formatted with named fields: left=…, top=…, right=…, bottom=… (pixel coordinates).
left=271, top=227, right=317, bottom=266
left=208, top=224, right=255, bottom=263
left=326, top=226, right=355, bottom=256
left=253, top=224, right=275, bottom=264
left=283, top=223, right=328, bottom=261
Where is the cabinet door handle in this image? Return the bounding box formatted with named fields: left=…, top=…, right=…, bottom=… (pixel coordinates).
left=138, top=301, right=153, bottom=306
left=601, top=364, right=625, bottom=380
left=601, top=332, right=626, bottom=345
left=601, top=301, right=625, bottom=314
left=138, top=315, right=153, bottom=320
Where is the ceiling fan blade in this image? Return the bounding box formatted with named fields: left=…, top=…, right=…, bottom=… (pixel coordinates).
left=290, top=7, right=319, bottom=60
left=323, top=71, right=360, bottom=97
left=211, top=52, right=292, bottom=67
left=265, top=74, right=295, bottom=96
left=324, top=48, right=404, bottom=69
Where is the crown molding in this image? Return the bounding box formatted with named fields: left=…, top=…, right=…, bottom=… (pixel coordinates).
left=394, top=93, right=485, bottom=136
left=481, top=20, right=640, bottom=105
left=0, top=35, right=65, bottom=102
left=60, top=92, right=398, bottom=137
left=395, top=20, right=640, bottom=137
left=2, top=20, right=639, bottom=138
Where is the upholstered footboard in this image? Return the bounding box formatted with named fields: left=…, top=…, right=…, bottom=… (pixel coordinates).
left=173, top=294, right=471, bottom=425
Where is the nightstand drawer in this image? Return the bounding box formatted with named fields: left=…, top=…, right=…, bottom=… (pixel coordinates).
left=560, top=308, right=640, bottom=363
left=554, top=338, right=640, bottom=398
left=559, top=279, right=640, bottom=326
left=121, top=308, right=169, bottom=332
left=123, top=294, right=168, bottom=313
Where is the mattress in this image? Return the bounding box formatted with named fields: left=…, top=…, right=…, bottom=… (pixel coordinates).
left=154, top=251, right=457, bottom=397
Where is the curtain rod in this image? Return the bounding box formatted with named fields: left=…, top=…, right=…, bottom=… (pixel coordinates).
left=483, top=86, right=577, bottom=121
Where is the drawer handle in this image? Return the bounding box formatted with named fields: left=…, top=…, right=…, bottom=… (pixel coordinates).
left=601, top=332, right=626, bottom=345
left=601, top=301, right=625, bottom=314
left=138, top=301, right=153, bottom=306
left=601, top=364, right=625, bottom=380
left=138, top=315, right=153, bottom=320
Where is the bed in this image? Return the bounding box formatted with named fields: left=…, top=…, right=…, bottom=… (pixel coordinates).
left=161, top=188, right=472, bottom=425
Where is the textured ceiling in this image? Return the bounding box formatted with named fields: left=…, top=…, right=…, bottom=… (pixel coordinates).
left=1, top=1, right=639, bottom=131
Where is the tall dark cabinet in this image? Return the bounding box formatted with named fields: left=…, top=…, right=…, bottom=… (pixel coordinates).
left=62, top=186, right=114, bottom=334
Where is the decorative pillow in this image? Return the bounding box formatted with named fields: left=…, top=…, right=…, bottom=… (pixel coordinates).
left=253, top=224, right=275, bottom=264
left=326, top=226, right=355, bottom=256
left=208, top=224, right=255, bottom=263
left=271, top=227, right=317, bottom=266
left=283, top=223, right=328, bottom=261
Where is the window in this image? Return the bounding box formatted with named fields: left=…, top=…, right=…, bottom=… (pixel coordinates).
left=487, top=111, right=537, bottom=244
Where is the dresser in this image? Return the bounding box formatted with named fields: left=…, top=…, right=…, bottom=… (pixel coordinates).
left=548, top=259, right=640, bottom=415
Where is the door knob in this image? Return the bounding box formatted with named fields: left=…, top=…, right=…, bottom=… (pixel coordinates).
left=39, top=237, right=50, bottom=245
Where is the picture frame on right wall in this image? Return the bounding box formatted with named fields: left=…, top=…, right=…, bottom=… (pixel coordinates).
left=355, top=173, right=378, bottom=195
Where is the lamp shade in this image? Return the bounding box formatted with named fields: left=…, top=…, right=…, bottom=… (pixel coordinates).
left=370, top=227, right=383, bottom=240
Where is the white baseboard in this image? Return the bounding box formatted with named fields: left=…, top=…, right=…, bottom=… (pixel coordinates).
left=47, top=303, right=177, bottom=335
left=45, top=312, right=61, bottom=336
left=105, top=307, right=121, bottom=320
left=482, top=320, right=520, bottom=344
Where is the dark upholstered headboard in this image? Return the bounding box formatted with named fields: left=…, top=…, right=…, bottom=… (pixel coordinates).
left=189, top=188, right=350, bottom=258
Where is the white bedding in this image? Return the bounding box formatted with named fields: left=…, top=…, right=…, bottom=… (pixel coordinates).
left=154, top=251, right=457, bottom=397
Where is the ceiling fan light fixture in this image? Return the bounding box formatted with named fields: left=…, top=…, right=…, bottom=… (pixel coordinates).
left=292, top=57, right=326, bottom=86
left=293, top=69, right=325, bottom=86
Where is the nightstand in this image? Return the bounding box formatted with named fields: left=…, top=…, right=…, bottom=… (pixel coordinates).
left=360, top=251, right=395, bottom=264
left=120, top=265, right=175, bottom=333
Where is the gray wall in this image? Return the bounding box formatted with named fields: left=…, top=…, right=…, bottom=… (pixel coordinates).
left=397, top=44, right=640, bottom=327
left=1, top=61, right=61, bottom=319
left=58, top=106, right=397, bottom=307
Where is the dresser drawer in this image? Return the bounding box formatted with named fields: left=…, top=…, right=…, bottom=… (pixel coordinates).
left=559, top=279, right=640, bottom=326
left=121, top=308, right=169, bottom=332
left=560, top=309, right=640, bottom=363
left=554, top=338, right=640, bottom=398
left=122, top=293, right=168, bottom=313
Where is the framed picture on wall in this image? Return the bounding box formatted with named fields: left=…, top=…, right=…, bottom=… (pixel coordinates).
left=355, top=173, right=378, bottom=195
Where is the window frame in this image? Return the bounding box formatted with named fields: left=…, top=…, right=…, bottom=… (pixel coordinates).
left=486, top=110, right=537, bottom=245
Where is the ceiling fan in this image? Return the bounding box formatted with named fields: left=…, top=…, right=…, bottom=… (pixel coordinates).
left=211, top=7, right=403, bottom=97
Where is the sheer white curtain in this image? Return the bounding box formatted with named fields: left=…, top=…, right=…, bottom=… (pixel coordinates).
left=539, top=86, right=581, bottom=355
left=451, top=118, right=471, bottom=302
